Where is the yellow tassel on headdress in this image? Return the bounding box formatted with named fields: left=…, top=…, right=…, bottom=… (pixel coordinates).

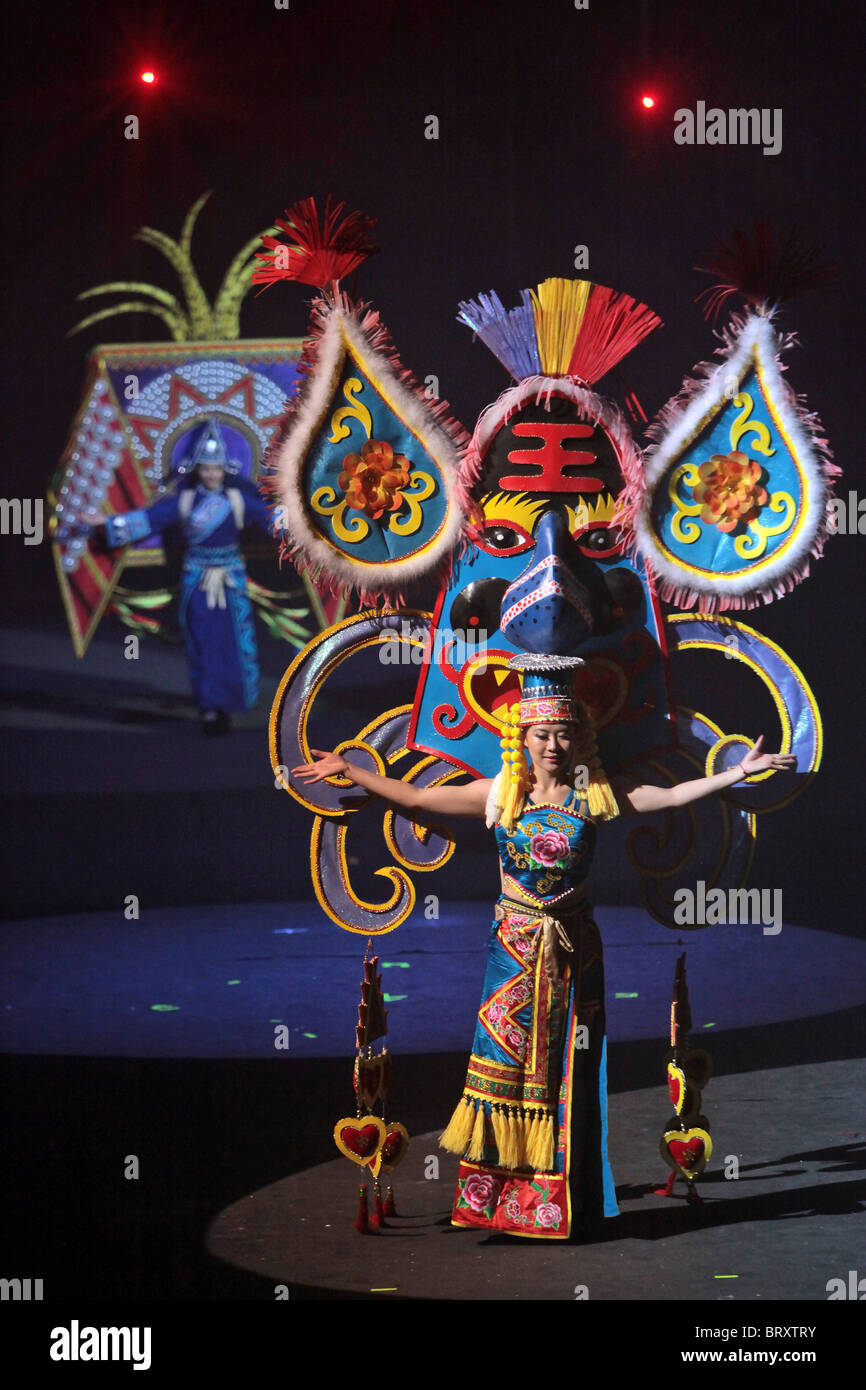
left=572, top=713, right=620, bottom=822
left=439, top=1095, right=477, bottom=1155
left=530, top=278, right=592, bottom=375
left=497, top=703, right=531, bottom=832
left=586, top=766, right=620, bottom=820
left=498, top=697, right=619, bottom=828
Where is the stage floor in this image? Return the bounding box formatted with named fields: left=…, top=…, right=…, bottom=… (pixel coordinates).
left=205, top=1057, right=865, bottom=1301
left=2, top=612, right=864, bottom=1304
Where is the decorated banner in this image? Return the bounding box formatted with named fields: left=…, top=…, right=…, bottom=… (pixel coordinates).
left=50, top=195, right=308, bottom=655
left=52, top=342, right=303, bottom=654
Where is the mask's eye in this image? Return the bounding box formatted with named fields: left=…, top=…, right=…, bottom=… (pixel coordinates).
left=475, top=521, right=533, bottom=557
left=575, top=525, right=624, bottom=560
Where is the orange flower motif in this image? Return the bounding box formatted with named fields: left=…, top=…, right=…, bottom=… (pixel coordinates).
left=337, top=439, right=412, bottom=519
left=692, top=450, right=768, bottom=533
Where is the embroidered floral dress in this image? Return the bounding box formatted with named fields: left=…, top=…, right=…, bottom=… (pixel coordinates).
left=105, top=483, right=270, bottom=713
left=440, top=788, right=618, bottom=1239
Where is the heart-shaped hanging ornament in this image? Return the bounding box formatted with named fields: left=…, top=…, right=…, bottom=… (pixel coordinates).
left=333, top=1115, right=387, bottom=1167
left=370, top=1122, right=409, bottom=1178
left=660, top=1126, right=713, bottom=1179
left=354, top=1054, right=387, bottom=1109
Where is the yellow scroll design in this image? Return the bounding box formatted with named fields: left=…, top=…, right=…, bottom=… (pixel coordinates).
left=733, top=491, right=796, bottom=558
left=311, top=471, right=436, bottom=545
left=729, top=391, right=776, bottom=457
left=388, top=471, right=435, bottom=536
left=668, top=463, right=703, bottom=544
left=328, top=377, right=372, bottom=443
left=310, top=485, right=371, bottom=543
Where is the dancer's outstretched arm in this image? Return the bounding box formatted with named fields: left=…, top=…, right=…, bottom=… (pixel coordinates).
left=616, top=735, right=796, bottom=815
left=292, top=749, right=492, bottom=818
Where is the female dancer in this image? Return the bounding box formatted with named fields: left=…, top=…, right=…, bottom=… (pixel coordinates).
left=293, top=701, right=793, bottom=1240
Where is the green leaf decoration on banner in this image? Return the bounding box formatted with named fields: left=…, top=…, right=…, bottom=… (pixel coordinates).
left=68, top=192, right=278, bottom=343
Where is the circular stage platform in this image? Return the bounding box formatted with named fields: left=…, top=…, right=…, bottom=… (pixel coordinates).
left=205, top=1058, right=866, bottom=1301
left=3, top=903, right=865, bottom=1058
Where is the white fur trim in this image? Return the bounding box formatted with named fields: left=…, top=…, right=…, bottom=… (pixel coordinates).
left=484, top=770, right=504, bottom=828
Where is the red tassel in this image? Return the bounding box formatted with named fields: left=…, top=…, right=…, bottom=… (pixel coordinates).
left=654, top=1170, right=677, bottom=1198
left=383, top=1185, right=396, bottom=1217
left=253, top=196, right=379, bottom=291
left=354, top=1183, right=370, bottom=1234
left=369, top=1180, right=386, bottom=1229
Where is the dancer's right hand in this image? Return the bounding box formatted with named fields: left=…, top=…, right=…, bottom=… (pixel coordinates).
left=291, top=749, right=350, bottom=783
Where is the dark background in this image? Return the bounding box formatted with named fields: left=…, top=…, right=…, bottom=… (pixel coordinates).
left=0, top=0, right=863, bottom=1313
left=2, top=0, right=862, bottom=930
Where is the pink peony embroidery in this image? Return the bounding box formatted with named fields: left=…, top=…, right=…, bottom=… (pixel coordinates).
left=462, top=1172, right=501, bottom=1213
left=529, top=830, right=570, bottom=866
left=534, top=1201, right=562, bottom=1229
left=504, top=1197, right=523, bottom=1221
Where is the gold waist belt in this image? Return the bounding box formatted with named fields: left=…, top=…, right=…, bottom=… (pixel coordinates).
left=494, top=890, right=590, bottom=986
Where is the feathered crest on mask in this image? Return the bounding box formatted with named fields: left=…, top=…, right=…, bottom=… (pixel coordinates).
left=458, top=277, right=662, bottom=384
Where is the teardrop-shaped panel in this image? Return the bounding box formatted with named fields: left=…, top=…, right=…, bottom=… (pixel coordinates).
left=635, top=313, right=836, bottom=610
left=268, top=302, right=469, bottom=599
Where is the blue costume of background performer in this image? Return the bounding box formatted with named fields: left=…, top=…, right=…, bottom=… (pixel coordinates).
left=105, top=477, right=270, bottom=718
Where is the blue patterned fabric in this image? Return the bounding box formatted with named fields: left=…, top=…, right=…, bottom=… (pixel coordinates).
left=451, top=789, right=618, bottom=1228
left=494, top=789, right=595, bottom=905
left=104, top=509, right=152, bottom=548
left=105, top=485, right=271, bottom=712
left=649, top=364, right=803, bottom=579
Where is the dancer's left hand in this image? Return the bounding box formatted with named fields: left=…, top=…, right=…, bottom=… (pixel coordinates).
left=740, top=734, right=797, bottom=775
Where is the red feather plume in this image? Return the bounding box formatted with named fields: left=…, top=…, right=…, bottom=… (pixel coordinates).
left=253, top=196, right=379, bottom=291
left=695, top=221, right=837, bottom=321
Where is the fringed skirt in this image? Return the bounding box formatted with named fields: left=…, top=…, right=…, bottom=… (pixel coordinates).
left=440, top=897, right=618, bottom=1239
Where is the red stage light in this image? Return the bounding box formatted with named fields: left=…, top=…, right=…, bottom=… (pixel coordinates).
left=641, top=95, right=656, bottom=109
left=140, top=71, right=156, bottom=85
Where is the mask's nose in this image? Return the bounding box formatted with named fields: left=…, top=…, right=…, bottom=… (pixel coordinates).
left=499, top=509, right=609, bottom=655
